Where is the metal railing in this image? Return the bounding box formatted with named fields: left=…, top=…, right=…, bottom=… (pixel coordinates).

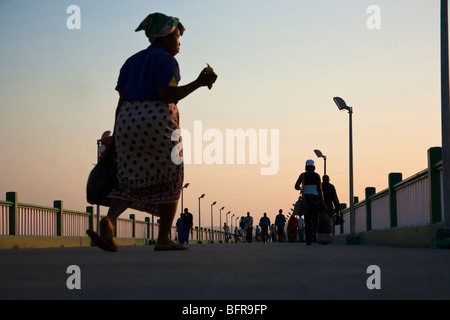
left=0, top=194, right=228, bottom=248
left=1, top=146, right=444, bottom=248
left=335, top=147, right=444, bottom=240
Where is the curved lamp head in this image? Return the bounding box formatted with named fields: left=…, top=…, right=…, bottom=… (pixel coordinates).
left=333, top=97, right=351, bottom=111
left=314, top=149, right=326, bottom=159
left=212, top=201, right=217, bottom=206
left=183, top=183, right=190, bottom=188
left=199, top=194, right=205, bottom=199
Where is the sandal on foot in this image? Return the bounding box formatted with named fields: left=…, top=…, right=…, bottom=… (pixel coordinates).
left=86, top=229, right=118, bottom=252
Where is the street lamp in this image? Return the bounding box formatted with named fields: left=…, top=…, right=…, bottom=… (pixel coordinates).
left=231, top=213, right=235, bottom=231
left=226, top=211, right=231, bottom=241
left=181, top=183, right=189, bottom=214
left=333, top=96, right=356, bottom=240
left=211, top=201, right=217, bottom=242
left=314, top=149, right=327, bottom=176
left=198, top=194, right=205, bottom=242
left=440, top=0, right=450, bottom=232
left=219, top=206, right=225, bottom=241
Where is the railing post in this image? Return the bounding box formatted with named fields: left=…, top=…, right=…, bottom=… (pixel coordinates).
left=157, top=219, right=161, bottom=240
left=365, top=187, right=376, bottom=231
left=130, top=214, right=136, bottom=238
left=339, top=203, right=347, bottom=235
left=428, top=147, right=443, bottom=223
left=54, top=200, right=63, bottom=236
left=151, top=215, right=155, bottom=241
left=87, top=206, right=94, bottom=231
left=145, top=217, right=150, bottom=242
left=6, top=192, right=18, bottom=236
left=388, top=173, right=403, bottom=229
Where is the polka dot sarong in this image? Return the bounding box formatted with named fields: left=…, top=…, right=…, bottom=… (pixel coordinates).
left=108, top=100, right=184, bottom=216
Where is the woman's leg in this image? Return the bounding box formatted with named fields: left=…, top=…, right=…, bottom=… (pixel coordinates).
left=106, top=198, right=131, bottom=224
left=156, top=201, right=186, bottom=249
left=100, top=199, right=131, bottom=241
left=87, top=198, right=130, bottom=252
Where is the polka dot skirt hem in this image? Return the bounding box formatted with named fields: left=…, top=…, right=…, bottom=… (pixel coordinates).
left=108, top=100, right=184, bottom=215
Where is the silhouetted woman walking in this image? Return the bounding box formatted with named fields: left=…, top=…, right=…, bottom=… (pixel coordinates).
left=295, top=160, right=326, bottom=245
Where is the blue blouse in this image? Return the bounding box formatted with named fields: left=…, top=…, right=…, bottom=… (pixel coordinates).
left=115, top=44, right=180, bottom=101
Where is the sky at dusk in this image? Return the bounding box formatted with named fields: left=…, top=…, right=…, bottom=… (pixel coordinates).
left=0, top=0, right=444, bottom=228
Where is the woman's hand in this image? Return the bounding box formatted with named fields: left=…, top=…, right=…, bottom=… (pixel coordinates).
left=196, top=67, right=218, bottom=89
left=157, top=67, right=218, bottom=104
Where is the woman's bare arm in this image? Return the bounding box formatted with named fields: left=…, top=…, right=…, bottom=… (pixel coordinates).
left=157, top=68, right=217, bottom=104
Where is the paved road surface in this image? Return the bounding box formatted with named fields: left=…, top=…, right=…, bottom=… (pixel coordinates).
left=1, top=242, right=449, bottom=300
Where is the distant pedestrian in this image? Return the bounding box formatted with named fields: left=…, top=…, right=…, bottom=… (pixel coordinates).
left=270, top=224, right=277, bottom=242
left=223, top=223, right=230, bottom=243
left=255, top=226, right=261, bottom=242
left=287, top=215, right=298, bottom=242
left=182, top=208, right=193, bottom=239
left=239, top=217, right=246, bottom=242
left=323, top=175, right=344, bottom=226
left=176, top=213, right=190, bottom=245
left=297, top=215, right=304, bottom=242
left=259, top=212, right=271, bottom=243
left=244, top=212, right=253, bottom=243
left=234, top=227, right=240, bottom=243
left=295, top=159, right=327, bottom=246
left=274, top=209, right=286, bottom=242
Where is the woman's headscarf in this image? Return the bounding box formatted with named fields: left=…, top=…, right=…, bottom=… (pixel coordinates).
left=135, top=12, right=185, bottom=43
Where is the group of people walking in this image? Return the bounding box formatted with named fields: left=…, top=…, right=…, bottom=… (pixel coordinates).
left=231, top=210, right=303, bottom=244
left=227, top=159, right=343, bottom=246
left=175, top=159, right=344, bottom=246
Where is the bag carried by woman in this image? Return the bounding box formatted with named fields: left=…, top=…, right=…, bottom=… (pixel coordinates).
left=86, top=143, right=118, bottom=207
left=86, top=99, right=122, bottom=207
left=318, top=211, right=332, bottom=234
left=293, top=174, right=307, bottom=216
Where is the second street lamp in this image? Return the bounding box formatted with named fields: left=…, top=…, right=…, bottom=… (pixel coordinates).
left=333, top=96, right=356, bottom=240
left=314, top=149, right=327, bottom=176
left=211, top=201, right=217, bottom=242
left=219, top=207, right=225, bottom=241
left=181, top=183, right=190, bottom=215
left=198, top=194, right=205, bottom=243
left=226, top=211, right=231, bottom=242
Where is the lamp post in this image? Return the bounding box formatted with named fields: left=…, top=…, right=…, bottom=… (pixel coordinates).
left=226, top=211, right=231, bottom=242
left=219, top=207, right=225, bottom=241
left=231, top=214, right=235, bottom=232
left=198, top=194, right=205, bottom=242
left=211, top=201, right=217, bottom=242
left=441, top=0, right=450, bottom=231
left=314, top=149, right=327, bottom=176
left=333, top=97, right=356, bottom=239
left=96, top=130, right=111, bottom=232
left=181, top=183, right=189, bottom=214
